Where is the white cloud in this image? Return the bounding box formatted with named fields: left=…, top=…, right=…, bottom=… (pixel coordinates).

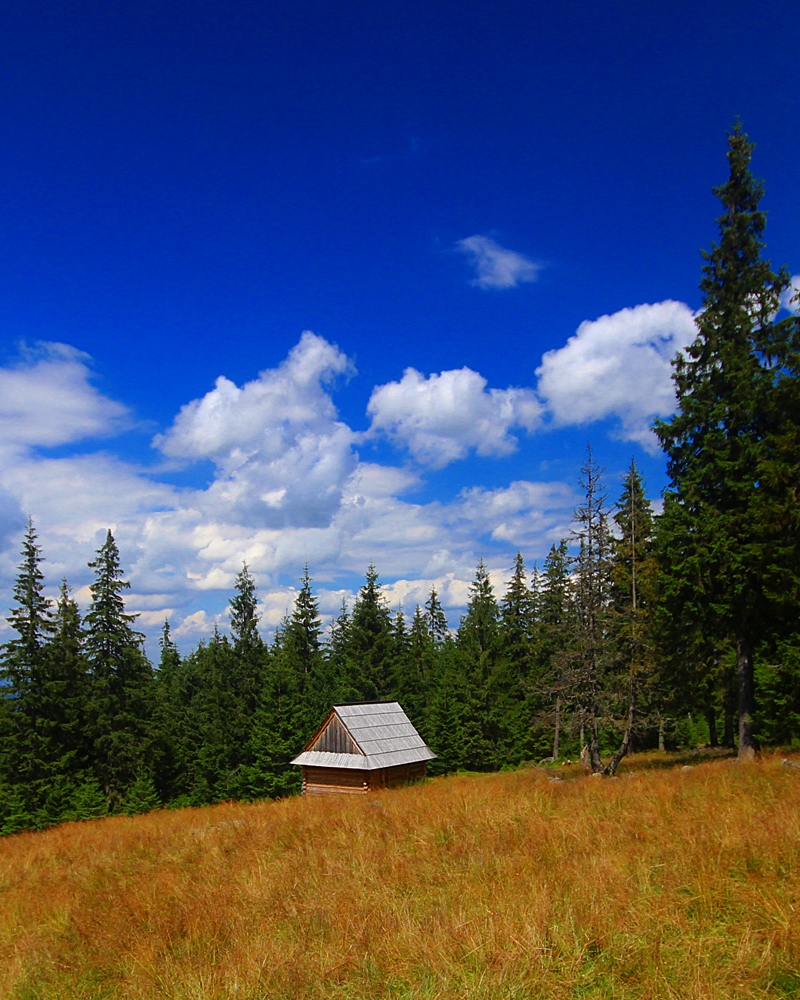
left=535, top=300, right=697, bottom=449
left=781, top=275, right=800, bottom=315
left=0, top=325, right=657, bottom=653
left=0, top=342, right=129, bottom=450
left=367, top=367, right=543, bottom=468
left=456, top=480, right=575, bottom=548
left=455, top=235, right=541, bottom=289
left=156, top=331, right=358, bottom=527
left=173, top=609, right=223, bottom=638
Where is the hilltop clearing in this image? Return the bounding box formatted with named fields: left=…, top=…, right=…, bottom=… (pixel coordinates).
left=2, top=756, right=800, bottom=999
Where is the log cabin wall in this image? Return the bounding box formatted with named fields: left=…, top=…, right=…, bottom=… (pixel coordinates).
left=370, top=761, right=428, bottom=790
left=302, top=766, right=369, bottom=795
left=301, top=760, right=429, bottom=795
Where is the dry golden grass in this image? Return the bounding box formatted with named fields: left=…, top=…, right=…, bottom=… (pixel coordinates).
left=2, top=756, right=800, bottom=999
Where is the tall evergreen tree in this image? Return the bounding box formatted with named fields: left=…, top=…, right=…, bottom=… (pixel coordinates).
left=493, top=553, right=540, bottom=764
left=603, top=461, right=657, bottom=774
left=499, top=553, right=538, bottom=678
left=456, top=559, right=500, bottom=763
left=655, top=122, right=797, bottom=758
left=346, top=564, right=393, bottom=701
left=425, top=586, right=450, bottom=646
left=458, top=559, right=499, bottom=676
left=1, top=518, right=54, bottom=705
left=0, top=520, right=55, bottom=830
left=152, top=620, right=186, bottom=803
left=84, top=530, right=153, bottom=809
left=36, top=580, right=93, bottom=821
left=283, top=566, right=330, bottom=734
left=540, top=540, right=574, bottom=760
left=327, top=597, right=351, bottom=702
left=570, top=448, right=613, bottom=772
left=399, top=605, right=435, bottom=727
left=248, top=615, right=302, bottom=800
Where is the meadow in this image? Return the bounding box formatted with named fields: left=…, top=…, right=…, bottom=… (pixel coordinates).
left=2, top=755, right=800, bottom=1000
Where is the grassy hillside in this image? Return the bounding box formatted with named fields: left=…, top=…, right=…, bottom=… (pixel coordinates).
left=2, top=756, right=800, bottom=1000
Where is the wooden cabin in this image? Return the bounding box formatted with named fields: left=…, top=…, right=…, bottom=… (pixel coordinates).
left=291, top=702, right=436, bottom=795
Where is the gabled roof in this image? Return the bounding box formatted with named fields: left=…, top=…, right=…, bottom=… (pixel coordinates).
left=291, top=702, right=436, bottom=771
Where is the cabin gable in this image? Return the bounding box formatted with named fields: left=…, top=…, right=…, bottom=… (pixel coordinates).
left=308, top=711, right=362, bottom=755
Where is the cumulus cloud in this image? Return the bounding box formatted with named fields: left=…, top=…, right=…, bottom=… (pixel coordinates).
left=781, top=275, right=800, bottom=314
left=536, top=300, right=697, bottom=449
left=156, top=331, right=358, bottom=527
left=456, top=480, right=575, bottom=547
left=0, top=342, right=130, bottom=450
left=367, top=367, right=543, bottom=468
left=456, top=235, right=541, bottom=289
left=0, top=324, right=663, bottom=652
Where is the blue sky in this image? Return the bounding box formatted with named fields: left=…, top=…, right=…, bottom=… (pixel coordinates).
left=0, top=0, right=798, bottom=650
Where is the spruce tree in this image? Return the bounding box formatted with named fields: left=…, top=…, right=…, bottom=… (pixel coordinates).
left=402, top=605, right=436, bottom=726
left=229, top=563, right=267, bottom=718
left=37, top=580, right=93, bottom=823
left=458, top=559, right=500, bottom=677
left=655, top=122, right=796, bottom=758
left=346, top=564, right=393, bottom=701
left=0, top=520, right=54, bottom=830
left=425, top=587, right=450, bottom=646
left=225, top=564, right=269, bottom=796
left=84, top=530, right=153, bottom=810
left=495, top=553, right=539, bottom=764
left=248, top=616, right=302, bottom=799
left=327, top=597, right=351, bottom=702
left=570, top=448, right=613, bottom=772
left=603, top=461, right=657, bottom=774
left=500, top=553, right=538, bottom=678
left=450, top=562, right=499, bottom=768
left=152, top=620, right=186, bottom=803
left=540, top=540, right=573, bottom=760
left=284, top=566, right=330, bottom=730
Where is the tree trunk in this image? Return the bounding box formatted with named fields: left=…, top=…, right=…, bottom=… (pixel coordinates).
left=658, top=715, right=665, bottom=752
left=737, top=638, right=757, bottom=759
left=552, top=693, right=561, bottom=761
left=604, top=681, right=635, bottom=776
left=707, top=705, right=719, bottom=748
left=722, top=696, right=736, bottom=749
left=588, top=712, right=603, bottom=773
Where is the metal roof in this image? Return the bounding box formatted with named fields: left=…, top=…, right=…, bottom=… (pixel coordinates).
left=291, top=702, right=436, bottom=771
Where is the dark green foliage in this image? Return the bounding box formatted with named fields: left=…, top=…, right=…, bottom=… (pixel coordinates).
left=500, top=554, right=538, bottom=677
left=455, top=561, right=500, bottom=766
left=539, top=540, right=573, bottom=758
left=755, top=640, right=800, bottom=748
left=568, top=448, right=614, bottom=771
left=64, top=775, right=107, bottom=822
left=426, top=642, right=488, bottom=774
left=283, top=566, right=332, bottom=733
left=394, top=605, right=434, bottom=726
left=123, top=772, right=161, bottom=815
left=0, top=520, right=56, bottom=826
left=655, top=122, right=799, bottom=756
left=85, top=530, right=154, bottom=810
left=425, top=587, right=450, bottom=646
left=345, top=564, right=394, bottom=701
left=228, top=563, right=267, bottom=719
